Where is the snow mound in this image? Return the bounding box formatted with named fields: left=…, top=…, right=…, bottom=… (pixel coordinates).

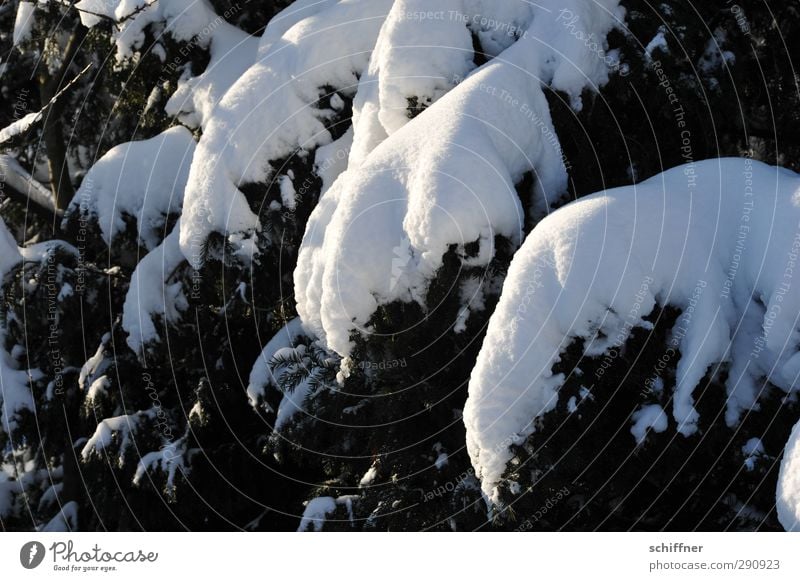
left=778, top=419, right=800, bottom=532
left=630, top=404, right=668, bottom=444
left=296, top=0, right=623, bottom=356
left=68, top=127, right=195, bottom=250
left=179, top=0, right=393, bottom=267
left=164, top=23, right=258, bottom=130
left=297, top=495, right=357, bottom=531
left=464, top=158, right=800, bottom=502
left=122, top=223, right=188, bottom=354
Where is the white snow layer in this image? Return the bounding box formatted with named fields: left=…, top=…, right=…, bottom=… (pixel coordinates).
left=164, top=23, right=258, bottom=129
left=69, top=126, right=195, bottom=250
left=12, top=1, right=35, bottom=46
left=630, top=404, right=668, bottom=444
left=75, top=0, right=229, bottom=60
left=465, top=158, right=800, bottom=502
left=297, top=495, right=356, bottom=531
left=296, top=0, right=623, bottom=356
left=41, top=501, right=79, bottom=532
left=122, top=222, right=188, bottom=354
left=0, top=218, right=22, bottom=278
left=0, top=155, right=57, bottom=214
left=247, top=317, right=307, bottom=407
left=179, top=0, right=394, bottom=267
left=778, top=419, right=800, bottom=532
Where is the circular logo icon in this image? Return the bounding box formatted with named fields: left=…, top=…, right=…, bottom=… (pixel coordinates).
left=20, top=541, right=46, bottom=569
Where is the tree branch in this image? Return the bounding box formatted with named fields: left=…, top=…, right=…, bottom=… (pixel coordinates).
left=0, top=154, right=63, bottom=218
left=0, top=64, right=92, bottom=149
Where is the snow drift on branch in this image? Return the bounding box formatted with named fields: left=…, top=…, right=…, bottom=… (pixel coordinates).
left=464, top=158, right=800, bottom=503
left=122, top=222, right=188, bottom=354
left=75, top=0, right=260, bottom=127
left=296, top=0, right=624, bottom=356
left=247, top=317, right=306, bottom=408
left=67, top=126, right=195, bottom=250
left=179, top=0, right=393, bottom=267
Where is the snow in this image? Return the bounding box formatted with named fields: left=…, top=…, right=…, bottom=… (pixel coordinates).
left=76, top=0, right=224, bottom=60
left=179, top=0, right=393, bottom=268
left=38, top=483, right=64, bottom=513
left=12, top=1, right=35, bottom=46
left=742, top=437, right=764, bottom=471
left=278, top=175, right=297, bottom=210
left=298, top=496, right=337, bottom=531
left=274, top=376, right=312, bottom=431
left=645, top=26, right=668, bottom=57
left=777, top=419, right=800, bottom=531
left=359, top=0, right=475, bottom=143
left=78, top=333, right=111, bottom=390
left=742, top=437, right=764, bottom=456
left=256, top=0, right=340, bottom=57
left=87, top=375, right=111, bottom=401
left=76, top=0, right=260, bottom=123
left=464, top=158, right=800, bottom=502
left=247, top=317, right=306, bottom=407
left=297, top=495, right=357, bottom=531
left=122, top=223, right=188, bottom=354
left=68, top=127, right=195, bottom=251
left=359, top=465, right=378, bottom=486
left=0, top=218, right=22, bottom=279
left=0, top=471, right=18, bottom=518
left=255, top=331, right=342, bottom=430
left=81, top=409, right=159, bottom=463
left=0, top=155, right=59, bottom=215
left=41, top=501, right=78, bottom=532
left=630, top=404, right=668, bottom=444
left=567, top=396, right=578, bottom=413
left=0, top=111, right=41, bottom=144
left=0, top=338, right=34, bottom=435
left=133, top=440, right=187, bottom=492
left=296, top=0, right=623, bottom=356
left=165, top=25, right=258, bottom=129
left=313, top=129, right=353, bottom=194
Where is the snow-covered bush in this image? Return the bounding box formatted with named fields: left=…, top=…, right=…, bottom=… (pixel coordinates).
left=466, top=158, right=800, bottom=528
